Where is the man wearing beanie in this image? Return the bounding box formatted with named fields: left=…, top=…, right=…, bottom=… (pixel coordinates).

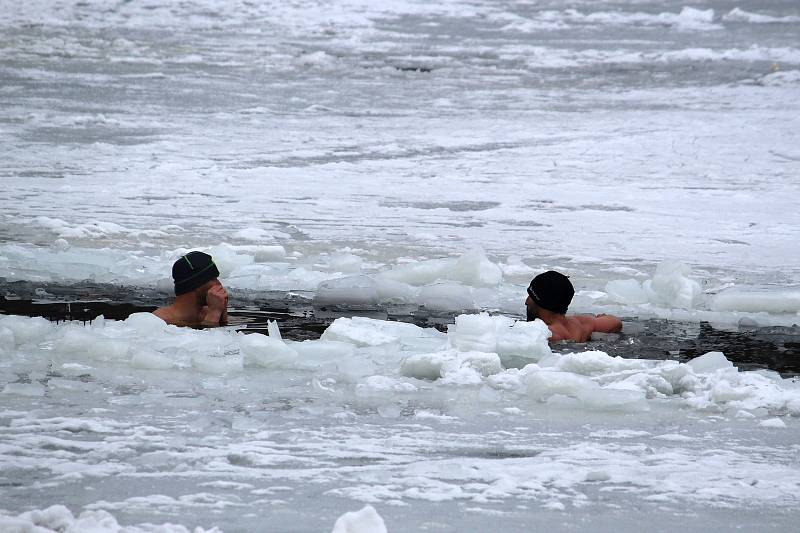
left=153, top=251, right=228, bottom=327
left=526, top=270, right=621, bottom=342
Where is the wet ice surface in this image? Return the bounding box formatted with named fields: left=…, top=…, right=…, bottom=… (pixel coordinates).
left=2, top=0, right=800, bottom=530
left=1, top=312, right=800, bottom=531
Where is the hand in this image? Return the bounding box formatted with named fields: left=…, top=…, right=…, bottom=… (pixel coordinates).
left=206, top=285, right=228, bottom=312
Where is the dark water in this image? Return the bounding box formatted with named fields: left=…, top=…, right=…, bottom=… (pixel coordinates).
left=2, top=281, right=798, bottom=376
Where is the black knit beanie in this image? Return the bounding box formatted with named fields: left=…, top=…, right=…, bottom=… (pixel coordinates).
left=527, top=270, right=574, bottom=314
left=172, top=251, right=220, bottom=296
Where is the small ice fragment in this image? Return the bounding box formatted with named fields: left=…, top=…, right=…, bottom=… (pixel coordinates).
left=2, top=382, right=46, bottom=396
left=267, top=319, right=282, bottom=341
left=585, top=470, right=610, bottom=482
left=330, top=505, right=387, bottom=533
left=759, top=418, right=786, bottom=429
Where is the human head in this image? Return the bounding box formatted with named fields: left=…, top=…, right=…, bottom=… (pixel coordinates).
left=526, top=270, right=574, bottom=319
left=172, top=251, right=220, bottom=296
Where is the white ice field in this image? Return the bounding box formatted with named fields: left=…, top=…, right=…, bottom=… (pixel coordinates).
left=1, top=0, right=800, bottom=531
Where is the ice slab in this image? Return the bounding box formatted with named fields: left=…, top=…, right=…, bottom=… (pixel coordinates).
left=330, top=505, right=387, bottom=533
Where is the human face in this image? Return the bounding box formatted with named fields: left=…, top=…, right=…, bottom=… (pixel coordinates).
left=525, top=295, right=539, bottom=321
left=197, top=279, right=222, bottom=305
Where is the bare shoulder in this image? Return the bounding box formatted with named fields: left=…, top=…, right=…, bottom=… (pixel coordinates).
left=152, top=306, right=173, bottom=324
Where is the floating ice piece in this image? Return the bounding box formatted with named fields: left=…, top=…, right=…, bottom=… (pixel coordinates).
left=686, top=351, right=733, bottom=373
left=526, top=370, right=598, bottom=401
left=380, top=248, right=502, bottom=287
left=330, top=505, right=387, bottom=533
left=0, top=504, right=220, bottom=532
left=723, top=8, right=800, bottom=24
left=2, top=382, right=46, bottom=396
left=316, top=275, right=379, bottom=306
left=605, top=261, right=702, bottom=309
left=446, top=312, right=552, bottom=365
left=234, top=226, right=273, bottom=241
left=759, top=418, right=787, bottom=429
left=327, top=253, right=364, bottom=274
left=710, top=289, right=800, bottom=314
left=418, top=282, right=474, bottom=311
left=125, top=312, right=170, bottom=334
left=0, top=314, right=52, bottom=345
left=553, top=351, right=647, bottom=375
left=757, top=70, right=800, bottom=86
left=240, top=332, right=298, bottom=368
left=500, top=255, right=535, bottom=277
left=207, top=243, right=255, bottom=275
left=605, top=278, right=648, bottom=304
left=322, top=316, right=439, bottom=347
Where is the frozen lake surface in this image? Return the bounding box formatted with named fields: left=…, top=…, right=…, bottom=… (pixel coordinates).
left=1, top=0, right=799, bottom=531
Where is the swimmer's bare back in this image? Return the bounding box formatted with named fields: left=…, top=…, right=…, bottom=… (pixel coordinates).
left=547, top=314, right=622, bottom=342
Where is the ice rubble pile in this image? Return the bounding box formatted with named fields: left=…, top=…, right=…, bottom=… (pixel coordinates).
left=0, top=504, right=220, bottom=533
left=3, top=240, right=798, bottom=318
left=1, top=312, right=798, bottom=419
left=0, top=504, right=388, bottom=533
left=604, top=261, right=702, bottom=309
left=603, top=262, right=800, bottom=316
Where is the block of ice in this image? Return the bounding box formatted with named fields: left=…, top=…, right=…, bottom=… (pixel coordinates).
left=191, top=352, right=244, bottom=374
left=0, top=315, right=52, bottom=345
left=267, top=319, right=282, bottom=341
left=526, top=370, right=599, bottom=401
left=375, top=277, right=418, bottom=303
left=380, top=248, right=502, bottom=287
left=555, top=351, right=646, bottom=376
left=327, top=253, right=363, bottom=273
left=495, top=319, right=552, bottom=364
left=234, top=226, right=273, bottom=241
left=124, top=312, right=170, bottom=334
left=643, top=262, right=702, bottom=309
left=357, top=375, right=418, bottom=393
left=605, top=262, right=702, bottom=309
left=440, top=351, right=503, bottom=385
left=575, top=387, right=648, bottom=412
left=207, top=243, right=255, bottom=276
left=759, top=418, right=787, bottom=429
left=322, top=317, right=435, bottom=347
left=290, top=339, right=356, bottom=362
left=2, top=382, right=46, bottom=396
left=330, top=505, right=387, bottom=533
left=418, top=282, right=474, bottom=311
left=710, top=290, right=800, bottom=314
left=446, top=313, right=551, bottom=366
left=400, top=351, right=450, bottom=380
left=605, top=278, right=649, bottom=304
left=130, top=348, right=174, bottom=370
left=0, top=505, right=221, bottom=533
left=449, top=248, right=503, bottom=287
left=315, top=275, right=379, bottom=306
left=240, top=333, right=298, bottom=368
left=253, top=245, right=287, bottom=262
left=447, top=312, right=499, bottom=353
left=686, top=351, right=733, bottom=373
